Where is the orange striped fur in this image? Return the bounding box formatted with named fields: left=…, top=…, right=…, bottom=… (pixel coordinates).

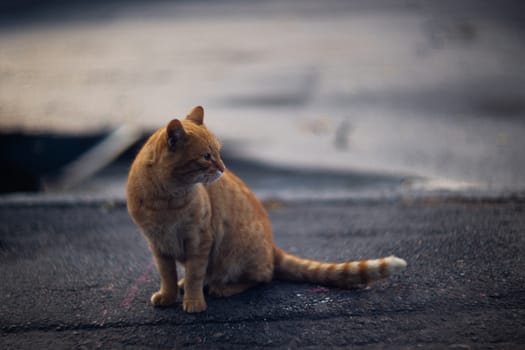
left=127, top=106, right=407, bottom=313
left=273, top=247, right=406, bottom=288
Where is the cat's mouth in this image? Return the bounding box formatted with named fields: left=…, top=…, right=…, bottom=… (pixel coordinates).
left=193, top=168, right=224, bottom=185
left=203, top=170, right=224, bottom=184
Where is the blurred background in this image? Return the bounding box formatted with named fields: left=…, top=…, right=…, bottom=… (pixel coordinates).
left=1, top=0, right=525, bottom=200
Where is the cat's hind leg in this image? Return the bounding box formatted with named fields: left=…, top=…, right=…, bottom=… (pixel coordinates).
left=177, top=278, right=185, bottom=298
left=208, top=281, right=259, bottom=298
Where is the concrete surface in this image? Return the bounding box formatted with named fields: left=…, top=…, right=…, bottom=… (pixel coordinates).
left=1, top=0, right=525, bottom=192
left=1, top=197, right=524, bottom=349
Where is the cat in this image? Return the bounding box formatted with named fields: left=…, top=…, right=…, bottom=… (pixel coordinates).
left=126, top=106, right=407, bottom=313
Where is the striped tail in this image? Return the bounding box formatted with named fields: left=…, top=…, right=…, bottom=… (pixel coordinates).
left=273, top=247, right=407, bottom=288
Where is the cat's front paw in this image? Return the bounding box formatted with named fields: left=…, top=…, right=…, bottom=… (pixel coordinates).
left=183, top=297, right=207, bottom=313
left=150, top=291, right=178, bottom=307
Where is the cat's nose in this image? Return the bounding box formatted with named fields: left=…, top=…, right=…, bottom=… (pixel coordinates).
left=213, top=160, right=225, bottom=173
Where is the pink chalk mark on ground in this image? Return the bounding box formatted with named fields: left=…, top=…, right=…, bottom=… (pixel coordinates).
left=121, top=260, right=155, bottom=310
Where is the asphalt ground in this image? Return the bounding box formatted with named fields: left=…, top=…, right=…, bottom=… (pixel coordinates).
left=1, top=197, right=524, bottom=349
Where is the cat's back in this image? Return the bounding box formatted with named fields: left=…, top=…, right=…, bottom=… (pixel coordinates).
left=205, top=169, right=271, bottom=234
left=205, top=169, right=262, bottom=209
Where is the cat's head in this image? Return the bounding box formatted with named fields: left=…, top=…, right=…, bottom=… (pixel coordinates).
left=150, top=106, right=226, bottom=186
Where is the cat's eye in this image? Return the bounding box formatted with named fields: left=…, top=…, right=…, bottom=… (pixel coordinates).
left=204, top=153, right=212, bottom=161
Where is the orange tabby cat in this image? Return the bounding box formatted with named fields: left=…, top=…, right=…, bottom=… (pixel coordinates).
left=126, top=106, right=407, bottom=313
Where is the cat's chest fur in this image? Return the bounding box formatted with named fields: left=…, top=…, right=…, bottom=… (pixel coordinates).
left=131, top=187, right=211, bottom=261
left=143, top=217, right=192, bottom=259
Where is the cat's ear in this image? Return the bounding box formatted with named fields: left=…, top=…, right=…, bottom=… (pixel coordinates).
left=185, top=106, right=204, bottom=125
left=166, top=119, right=187, bottom=151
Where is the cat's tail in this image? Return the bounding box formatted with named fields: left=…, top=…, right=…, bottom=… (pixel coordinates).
left=273, top=247, right=407, bottom=288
